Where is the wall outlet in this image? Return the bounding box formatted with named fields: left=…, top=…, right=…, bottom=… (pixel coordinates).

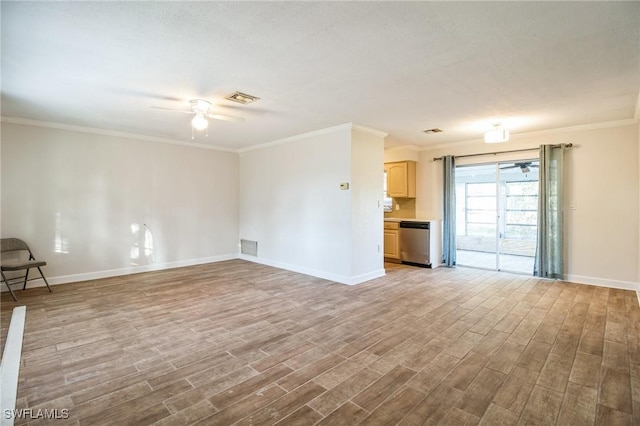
left=570, top=202, right=576, bottom=210
left=395, top=204, right=400, bottom=211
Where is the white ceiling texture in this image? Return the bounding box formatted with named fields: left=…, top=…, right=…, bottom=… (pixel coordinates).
left=2, top=1, right=639, bottom=151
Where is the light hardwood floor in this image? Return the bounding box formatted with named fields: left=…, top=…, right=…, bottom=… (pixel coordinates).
left=1, top=260, right=639, bottom=425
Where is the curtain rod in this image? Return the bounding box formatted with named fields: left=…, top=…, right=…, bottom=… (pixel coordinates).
left=432, top=143, right=572, bottom=161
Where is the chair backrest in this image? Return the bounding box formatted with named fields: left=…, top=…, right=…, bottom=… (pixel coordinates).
left=0, top=238, right=30, bottom=253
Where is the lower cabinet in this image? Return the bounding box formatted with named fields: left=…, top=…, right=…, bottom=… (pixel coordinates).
left=383, top=222, right=400, bottom=260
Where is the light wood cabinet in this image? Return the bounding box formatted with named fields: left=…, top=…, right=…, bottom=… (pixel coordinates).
left=385, top=161, right=416, bottom=198
left=383, top=221, right=400, bottom=260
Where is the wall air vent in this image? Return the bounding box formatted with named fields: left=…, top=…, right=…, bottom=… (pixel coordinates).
left=225, top=91, right=260, bottom=105
left=240, top=239, right=258, bottom=256
left=423, top=128, right=443, bottom=134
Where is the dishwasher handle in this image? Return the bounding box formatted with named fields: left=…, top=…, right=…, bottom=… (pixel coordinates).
left=400, top=221, right=430, bottom=230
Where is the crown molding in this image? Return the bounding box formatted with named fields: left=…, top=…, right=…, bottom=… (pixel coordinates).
left=509, top=118, right=639, bottom=139
left=351, top=123, right=388, bottom=138
left=238, top=122, right=386, bottom=154
left=237, top=123, right=351, bottom=154
left=0, top=116, right=238, bottom=153
left=4, top=114, right=635, bottom=156
left=384, top=144, right=421, bottom=152
left=416, top=117, right=640, bottom=152
left=2, top=117, right=390, bottom=155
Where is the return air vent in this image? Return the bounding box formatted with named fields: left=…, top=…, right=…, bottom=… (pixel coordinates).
left=241, top=239, right=258, bottom=256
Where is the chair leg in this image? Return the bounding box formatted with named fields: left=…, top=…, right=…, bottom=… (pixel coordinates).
left=23, top=268, right=29, bottom=290
left=1, top=271, right=18, bottom=302
left=37, top=267, right=52, bottom=293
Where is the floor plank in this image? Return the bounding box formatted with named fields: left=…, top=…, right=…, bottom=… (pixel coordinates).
left=1, top=260, right=638, bottom=425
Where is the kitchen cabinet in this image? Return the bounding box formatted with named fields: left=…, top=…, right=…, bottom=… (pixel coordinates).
left=385, top=161, right=416, bottom=198
left=383, top=221, right=400, bottom=260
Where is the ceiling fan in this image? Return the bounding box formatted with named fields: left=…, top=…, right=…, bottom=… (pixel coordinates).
left=500, top=162, right=539, bottom=173
left=151, top=99, right=244, bottom=136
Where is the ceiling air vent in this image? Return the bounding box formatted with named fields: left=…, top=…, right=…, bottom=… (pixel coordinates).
left=423, top=128, right=443, bottom=134
left=225, top=91, right=260, bottom=105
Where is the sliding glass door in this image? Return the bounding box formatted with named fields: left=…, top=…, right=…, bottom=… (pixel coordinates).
left=455, top=160, right=539, bottom=274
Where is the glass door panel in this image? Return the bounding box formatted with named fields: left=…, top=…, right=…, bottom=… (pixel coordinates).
left=455, top=164, right=498, bottom=270
left=456, top=160, right=539, bottom=274
left=497, top=161, right=539, bottom=273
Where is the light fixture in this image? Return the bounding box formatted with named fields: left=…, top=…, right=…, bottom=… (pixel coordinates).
left=191, top=112, right=209, bottom=130
left=193, top=99, right=211, bottom=112
left=484, top=124, right=509, bottom=143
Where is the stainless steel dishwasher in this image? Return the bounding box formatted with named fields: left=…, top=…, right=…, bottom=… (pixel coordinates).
left=399, top=221, right=431, bottom=267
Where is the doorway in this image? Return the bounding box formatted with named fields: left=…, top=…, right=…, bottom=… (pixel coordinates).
left=455, top=160, right=539, bottom=274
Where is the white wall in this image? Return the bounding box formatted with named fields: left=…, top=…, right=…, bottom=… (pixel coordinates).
left=562, top=125, right=638, bottom=288
left=239, top=125, right=353, bottom=281
left=410, top=124, right=639, bottom=288
left=238, top=123, right=385, bottom=284
left=6, top=119, right=635, bottom=291
left=1, top=123, right=239, bottom=284
left=350, top=127, right=385, bottom=280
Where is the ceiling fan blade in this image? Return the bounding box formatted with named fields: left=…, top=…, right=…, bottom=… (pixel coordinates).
left=111, top=88, right=183, bottom=102
left=206, top=113, right=244, bottom=122
left=500, top=165, right=518, bottom=170
left=149, top=106, right=192, bottom=114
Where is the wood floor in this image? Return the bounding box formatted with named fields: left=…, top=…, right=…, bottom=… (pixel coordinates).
left=1, top=259, right=639, bottom=425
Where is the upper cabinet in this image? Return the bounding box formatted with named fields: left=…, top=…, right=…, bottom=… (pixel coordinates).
left=385, top=161, right=416, bottom=198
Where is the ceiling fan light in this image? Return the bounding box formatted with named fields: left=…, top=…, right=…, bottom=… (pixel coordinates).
left=484, top=125, right=509, bottom=143
left=189, top=99, right=212, bottom=114
left=191, top=113, right=209, bottom=130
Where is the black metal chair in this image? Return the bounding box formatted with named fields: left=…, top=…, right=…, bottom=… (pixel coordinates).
left=0, top=238, right=52, bottom=301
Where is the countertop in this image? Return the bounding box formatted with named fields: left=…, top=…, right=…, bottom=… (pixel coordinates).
left=384, top=218, right=440, bottom=222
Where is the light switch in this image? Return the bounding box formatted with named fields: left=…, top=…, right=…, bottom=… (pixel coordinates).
left=340, top=182, right=349, bottom=190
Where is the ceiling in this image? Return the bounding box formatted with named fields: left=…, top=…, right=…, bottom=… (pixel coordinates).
left=2, top=2, right=639, bottom=151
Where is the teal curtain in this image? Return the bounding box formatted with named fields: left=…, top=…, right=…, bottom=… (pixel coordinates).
left=534, top=144, right=566, bottom=278
left=442, top=155, right=456, bottom=267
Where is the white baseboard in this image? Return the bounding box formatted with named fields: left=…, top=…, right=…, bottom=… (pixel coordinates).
left=564, top=274, right=640, bottom=307
left=563, top=274, right=640, bottom=293
left=239, top=254, right=351, bottom=284
left=5, top=257, right=635, bottom=305
left=238, top=254, right=384, bottom=285
left=1, top=254, right=239, bottom=291
left=350, top=269, right=386, bottom=285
